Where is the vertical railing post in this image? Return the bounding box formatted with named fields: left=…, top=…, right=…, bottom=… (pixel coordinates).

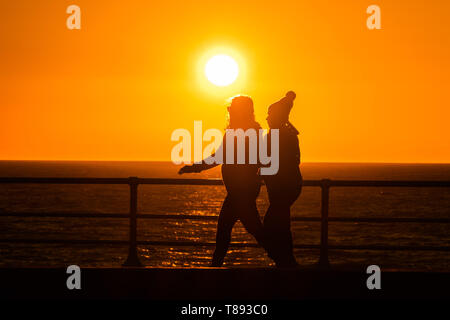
left=318, top=179, right=331, bottom=268
left=123, top=176, right=143, bottom=267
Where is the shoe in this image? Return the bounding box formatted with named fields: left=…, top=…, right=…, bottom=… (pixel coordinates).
left=211, top=256, right=224, bottom=267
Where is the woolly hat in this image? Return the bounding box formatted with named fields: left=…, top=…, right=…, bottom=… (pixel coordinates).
left=268, top=91, right=296, bottom=123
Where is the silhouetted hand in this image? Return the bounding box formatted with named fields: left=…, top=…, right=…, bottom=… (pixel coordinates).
left=178, top=165, right=200, bottom=175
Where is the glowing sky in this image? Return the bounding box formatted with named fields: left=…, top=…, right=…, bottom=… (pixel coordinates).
left=0, top=0, right=449, bottom=162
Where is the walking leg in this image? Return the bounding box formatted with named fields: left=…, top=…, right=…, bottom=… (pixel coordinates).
left=239, top=203, right=268, bottom=253
left=211, top=196, right=237, bottom=267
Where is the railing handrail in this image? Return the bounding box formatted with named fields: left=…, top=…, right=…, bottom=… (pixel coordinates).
left=1, top=177, right=449, bottom=267
left=1, top=177, right=450, bottom=187
left=1, top=211, right=449, bottom=223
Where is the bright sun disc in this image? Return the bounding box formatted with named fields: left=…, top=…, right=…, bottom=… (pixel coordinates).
left=205, top=54, right=239, bottom=86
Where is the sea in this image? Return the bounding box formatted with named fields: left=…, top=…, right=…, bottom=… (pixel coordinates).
left=0, top=161, right=449, bottom=271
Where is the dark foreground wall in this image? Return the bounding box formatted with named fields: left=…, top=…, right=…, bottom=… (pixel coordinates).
left=0, top=267, right=449, bottom=300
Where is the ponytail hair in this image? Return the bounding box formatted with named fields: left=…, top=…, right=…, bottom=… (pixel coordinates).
left=226, top=95, right=261, bottom=130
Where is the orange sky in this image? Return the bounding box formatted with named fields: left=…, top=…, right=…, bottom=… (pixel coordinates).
left=1, top=0, right=449, bottom=163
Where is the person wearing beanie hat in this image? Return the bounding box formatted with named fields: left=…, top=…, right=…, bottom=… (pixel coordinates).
left=263, top=91, right=303, bottom=267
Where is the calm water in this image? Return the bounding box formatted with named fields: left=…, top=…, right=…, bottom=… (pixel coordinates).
left=0, top=161, right=449, bottom=271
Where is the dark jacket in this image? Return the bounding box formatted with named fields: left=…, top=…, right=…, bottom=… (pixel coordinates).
left=264, top=123, right=302, bottom=204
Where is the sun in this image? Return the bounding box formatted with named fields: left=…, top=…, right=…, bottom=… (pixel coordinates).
left=205, top=54, right=239, bottom=87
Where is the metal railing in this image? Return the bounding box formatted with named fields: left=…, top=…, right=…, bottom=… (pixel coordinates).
left=0, top=177, right=449, bottom=267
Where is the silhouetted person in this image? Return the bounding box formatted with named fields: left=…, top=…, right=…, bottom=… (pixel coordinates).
left=179, top=95, right=269, bottom=267
left=263, top=91, right=302, bottom=267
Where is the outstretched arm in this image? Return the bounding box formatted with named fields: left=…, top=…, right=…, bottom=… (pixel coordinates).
left=178, top=161, right=219, bottom=174
left=178, top=138, right=223, bottom=175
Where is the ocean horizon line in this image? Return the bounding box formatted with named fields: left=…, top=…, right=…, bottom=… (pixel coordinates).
left=1, top=159, right=450, bottom=165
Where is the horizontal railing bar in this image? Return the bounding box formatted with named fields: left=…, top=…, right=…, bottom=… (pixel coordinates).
left=0, top=239, right=129, bottom=245
left=139, top=240, right=256, bottom=247
left=0, top=177, right=131, bottom=184
left=136, top=178, right=321, bottom=187
left=138, top=214, right=218, bottom=220
left=0, top=177, right=226, bottom=185
left=326, top=217, right=450, bottom=223
left=1, top=177, right=450, bottom=188
left=0, top=212, right=219, bottom=220
left=137, top=241, right=324, bottom=249
left=141, top=216, right=450, bottom=223
left=327, top=180, right=450, bottom=187
left=1, top=212, right=449, bottom=223
left=326, top=245, right=450, bottom=251
left=136, top=178, right=224, bottom=186
left=0, top=238, right=263, bottom=247
left=0, top=212, right=130, bottom=218
left=0, top=238, right=448, bottom=251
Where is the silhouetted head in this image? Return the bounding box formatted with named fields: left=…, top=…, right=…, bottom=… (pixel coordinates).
left=227, top=95, right=260, bottom=129
left=267, top=91, right=296, bottom=128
